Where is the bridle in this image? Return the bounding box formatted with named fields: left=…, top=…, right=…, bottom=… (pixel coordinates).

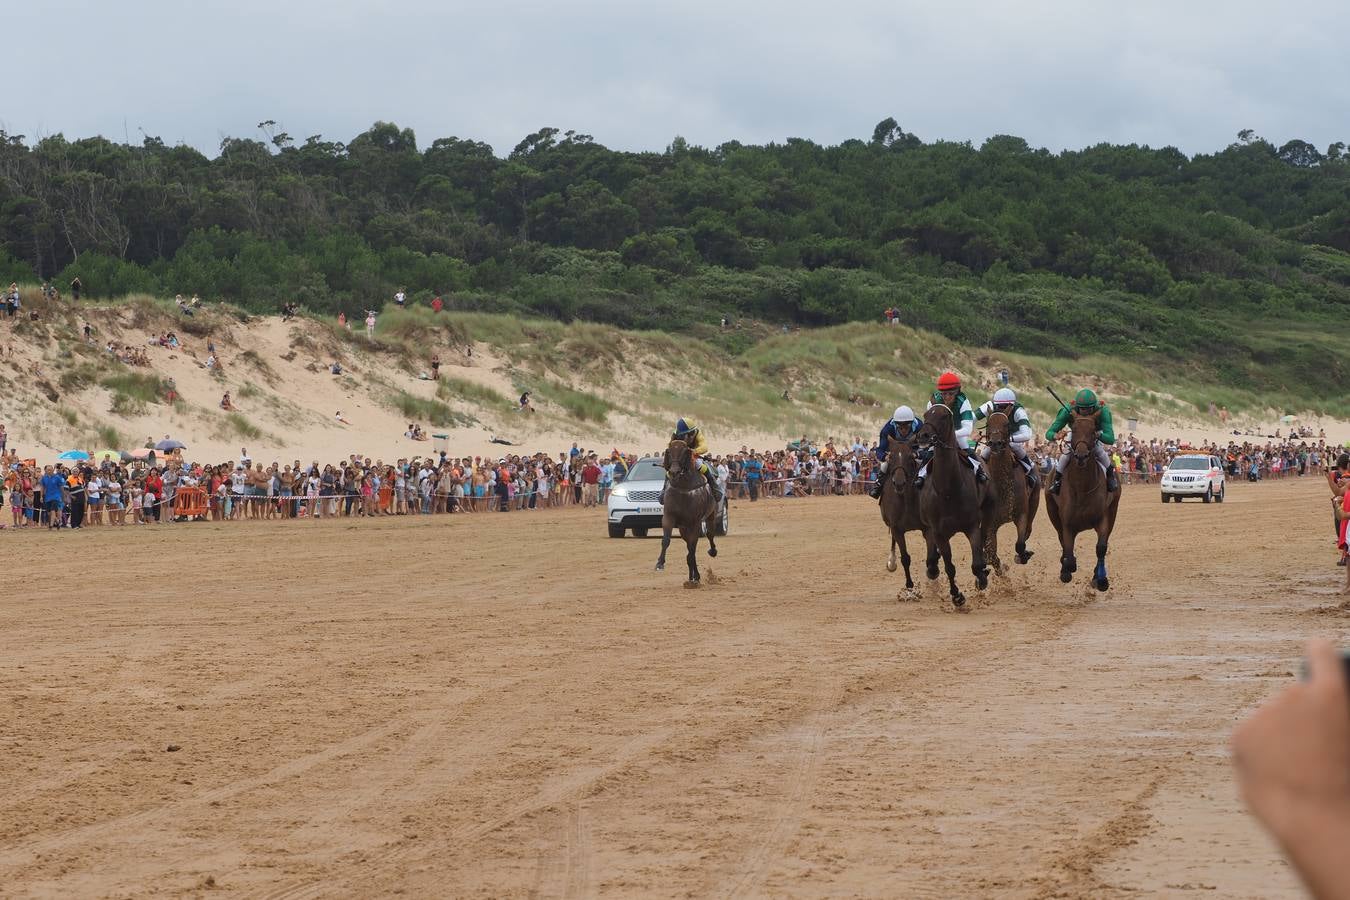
left=664, top=440, right=692, bottom=480
left=1070, top=410, right=1095, bottom=466
left=985, top=409, right=1012, bottom=452
left=918, top=405, right=955, bottom=451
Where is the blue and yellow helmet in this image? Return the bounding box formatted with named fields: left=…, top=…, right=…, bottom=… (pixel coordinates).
left=675, top=417, right=698, bottom=437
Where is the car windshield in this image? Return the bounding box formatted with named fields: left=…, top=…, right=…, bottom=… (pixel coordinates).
left=1170, top=457, right=1209, bottom=470
left=626, top=459, right=665, bottom=482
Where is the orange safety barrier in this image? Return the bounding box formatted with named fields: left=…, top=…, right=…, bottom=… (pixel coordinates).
left=173, top=486, right=209, bottom=519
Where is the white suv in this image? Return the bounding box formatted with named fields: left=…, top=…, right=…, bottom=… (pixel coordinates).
left=607, top=456, right=729, bottom=538
left=1161, top=454, right=1225, bottom=504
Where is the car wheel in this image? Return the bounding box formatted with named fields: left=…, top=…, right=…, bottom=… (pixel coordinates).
left=1161, top=493, right=1168, bottom=504
left=633, top=527, right=649, bottom=538
left=607, top=522, right=625, bottom=538
left=1202, top=486, right=1212, bottom=504
left=1215, top=484, right=1225, bottom=503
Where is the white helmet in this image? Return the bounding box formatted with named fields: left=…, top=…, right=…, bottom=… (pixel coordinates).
left=993, top=388, right=1016, bottom=405
left=892, top=405, right=916, bottom=423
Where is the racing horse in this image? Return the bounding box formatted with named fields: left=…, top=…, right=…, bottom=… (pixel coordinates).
left=1044, top=411, right=1121, bottom=590
left=655, top=439, right=719, bottom=584
left=915, top=405, right=995, bottom=607
left=880, top=437, right=924, bottom=591
left=982, top=410, right=1040, bottom=573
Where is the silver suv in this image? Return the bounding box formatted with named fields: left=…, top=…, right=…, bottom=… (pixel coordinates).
left=606, top=456, right=729, bottom=538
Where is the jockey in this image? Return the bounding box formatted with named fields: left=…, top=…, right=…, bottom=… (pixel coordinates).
left=975, top=387, right=1039, bottom=486
left=914, top=372, right=987, bottom=491
left=1045, top=389, right=1119, bottom=494
left=663, top=417, right=725, bottom=506
left=867, top=405, right=919, bottom=499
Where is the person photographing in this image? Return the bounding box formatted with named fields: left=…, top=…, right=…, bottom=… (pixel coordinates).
left=1233, top=640, right=1350, bottom=899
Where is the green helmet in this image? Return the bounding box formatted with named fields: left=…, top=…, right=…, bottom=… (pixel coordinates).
left=1073, top=389, right=1100, bottom=412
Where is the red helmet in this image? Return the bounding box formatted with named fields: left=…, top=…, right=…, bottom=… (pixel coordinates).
left=936, top=372, right=961, bottom=392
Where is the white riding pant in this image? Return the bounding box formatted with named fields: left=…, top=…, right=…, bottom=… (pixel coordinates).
left=917, top=451, right=982, bottom=480
left=979, top=442, right=1033, bottom=472
left=1055, top=443, right=1111, bottom=474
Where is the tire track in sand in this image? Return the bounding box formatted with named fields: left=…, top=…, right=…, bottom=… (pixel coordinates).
left=259, top=726, right=676, bottom=900
left=723, top=713, right=827, bottom=900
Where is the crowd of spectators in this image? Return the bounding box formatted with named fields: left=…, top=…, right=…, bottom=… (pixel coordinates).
left=0, top=443, right=645, bottom=528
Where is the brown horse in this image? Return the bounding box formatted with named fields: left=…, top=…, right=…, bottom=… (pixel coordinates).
left=916, top=405, right=995, bottom=607
left=982, top=411, right=1040, bottom=572
left=655, top=439, right=719, bottom=584
left=1044, top=412, right=1121, bottom=590
left=880, top=438, right=923, bottom=590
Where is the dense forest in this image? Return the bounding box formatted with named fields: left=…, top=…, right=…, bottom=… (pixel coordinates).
left=2, top=119, right=1349, bottom=390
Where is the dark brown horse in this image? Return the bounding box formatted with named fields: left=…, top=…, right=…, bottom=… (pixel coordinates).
left=982, top=411, right=1040, bottom=572
left=1044, top=412, right=1121, bottom=590
left=880, top=438, right=923, bottom=590
left=656, top=439, right=719, bottom=584
left=915, top=405, right=995, bottom=607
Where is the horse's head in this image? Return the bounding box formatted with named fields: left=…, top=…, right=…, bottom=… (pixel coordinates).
left=663, top=439, right=693, bottom=478
left=984, top=410, right=1011, bottom=451
left=918, top=404, right=955, bottom=451
left=1069, top=412, right=1099, bottom=467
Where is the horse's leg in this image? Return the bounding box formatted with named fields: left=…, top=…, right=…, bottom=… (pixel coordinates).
left=985, top=519, right=1002, bottom=576
left=899, top=531, right=914, bottom=590
left=656, top=519, right=672, bottom=571
left=925, top=530, right=940, bottom=581
left=887, top=532, right=898, bottom=573
left=1058, top=524, right=1077, bottom=584
left=1093, top=517, right=1111, bottom=592
left=969, top=524, right=989, bottom=591
left=939, top=533, right=964, bottom=607
left=1014, top=483, right=1034, bottom=564
left=685, top=528, right=700, bottom=583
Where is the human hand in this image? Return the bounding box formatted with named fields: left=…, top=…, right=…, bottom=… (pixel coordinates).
left=1233, top=640, right=1350, bottom=893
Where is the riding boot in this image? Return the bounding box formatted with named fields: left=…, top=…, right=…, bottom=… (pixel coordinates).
left=704, top=470, right=724, bottom=507
left=868, top=477, right=884, bottom=499
left=659, top=485, right=667, bottom=506
left=1106, top=464, right=1120, bottom=493
left=975, top=465, right=988, bottom=485
left=1026, top=466, right=1040, bottom=488
left=913, top=474, right=926, bottom=491
left=1049, top=473, right=1062, bottom=495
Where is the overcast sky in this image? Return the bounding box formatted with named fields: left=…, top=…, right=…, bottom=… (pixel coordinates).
left=8, top=0, right=1348, bottom=159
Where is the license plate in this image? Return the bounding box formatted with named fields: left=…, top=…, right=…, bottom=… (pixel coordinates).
left=640, top=506, right=663, bottom=514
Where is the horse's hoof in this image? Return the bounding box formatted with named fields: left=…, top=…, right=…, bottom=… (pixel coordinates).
left=886, top=560, right=897, bottom=573
left=952, top=593, right=966, bottom=608
left=683, top=580, right=700, bottom=589
left=977, top=575, right=989, bottom=591
left=655, top=564, right=665, bottom=572
left=1095, top=577, right=1110, bottom=592
left=1059, top=570, right=1072, bottom=584
left=926, top=567, right=939, bottom=580
left=708, top=547, right=717, bottom=557
left=1016, top=551, right=1033, bottom=564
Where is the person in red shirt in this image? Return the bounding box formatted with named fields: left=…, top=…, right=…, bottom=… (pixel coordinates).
left=431, top=296, right=443, bottom=313
left=144, top=468, right=164, bottom=523
left=581, top=458, right=602, bottom=508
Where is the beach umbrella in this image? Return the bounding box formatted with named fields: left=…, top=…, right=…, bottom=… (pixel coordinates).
left=90, top=449, right=121, bottom=462
left=155, top=439, right=187, bottom=451
left=122, top=448, right=157, bottom=461
left=57, top=450, right=91, bottom=461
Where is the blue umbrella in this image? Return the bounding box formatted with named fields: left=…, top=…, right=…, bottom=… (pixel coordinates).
left=57, top=450, right=91, bottom=461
